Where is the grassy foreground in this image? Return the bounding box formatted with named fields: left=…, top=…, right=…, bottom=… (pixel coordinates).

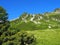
left=25, top=29, right=60, bottom=45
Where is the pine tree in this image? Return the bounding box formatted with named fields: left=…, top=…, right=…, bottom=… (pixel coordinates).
left=0, top=6, right=10, bottom=36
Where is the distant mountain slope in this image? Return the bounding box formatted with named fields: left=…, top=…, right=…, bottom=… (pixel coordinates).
left=9, top=9, right=60, bottom=31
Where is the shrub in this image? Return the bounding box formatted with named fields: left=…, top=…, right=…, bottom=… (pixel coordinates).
left=18, top=32, right=36, bottom=45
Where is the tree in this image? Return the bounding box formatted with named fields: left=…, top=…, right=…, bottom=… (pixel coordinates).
left=0, top=6, right=10, bottom=36
left=19, top=32, right=36, bottom=45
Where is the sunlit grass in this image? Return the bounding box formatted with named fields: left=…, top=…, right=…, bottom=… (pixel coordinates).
left=26, top=29, right=60, bottom=45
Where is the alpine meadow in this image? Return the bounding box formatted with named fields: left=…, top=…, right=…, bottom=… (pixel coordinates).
left=0, top=6, right=60, bottom=45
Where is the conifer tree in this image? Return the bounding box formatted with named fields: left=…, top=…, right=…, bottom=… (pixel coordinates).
left=0, top=6, right=10, bottom=36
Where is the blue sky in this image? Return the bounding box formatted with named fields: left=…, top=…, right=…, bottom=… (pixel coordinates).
left=0, top=0, right=60, bottom=20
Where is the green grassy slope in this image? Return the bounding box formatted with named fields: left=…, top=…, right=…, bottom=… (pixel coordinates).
left=26, top=29, right=60, bottom=45
left=4, top=29, right=60, bottom=45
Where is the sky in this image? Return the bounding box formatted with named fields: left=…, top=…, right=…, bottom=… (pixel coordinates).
left=0, top=0, right=60, bottom=20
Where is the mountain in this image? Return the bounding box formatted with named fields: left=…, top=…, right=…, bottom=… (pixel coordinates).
left=1, top=8, right=60, bottom=45
left=9, top=9, right=60, bottom=31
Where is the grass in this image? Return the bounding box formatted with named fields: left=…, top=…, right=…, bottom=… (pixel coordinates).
left=25, top=29, right=60, bottom=45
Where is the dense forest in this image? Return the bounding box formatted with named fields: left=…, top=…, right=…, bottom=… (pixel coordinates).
left=0, top=7, right=60, bottom=45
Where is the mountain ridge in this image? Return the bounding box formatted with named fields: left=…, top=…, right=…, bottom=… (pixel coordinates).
left=9, top=9, right=60, bottom=30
